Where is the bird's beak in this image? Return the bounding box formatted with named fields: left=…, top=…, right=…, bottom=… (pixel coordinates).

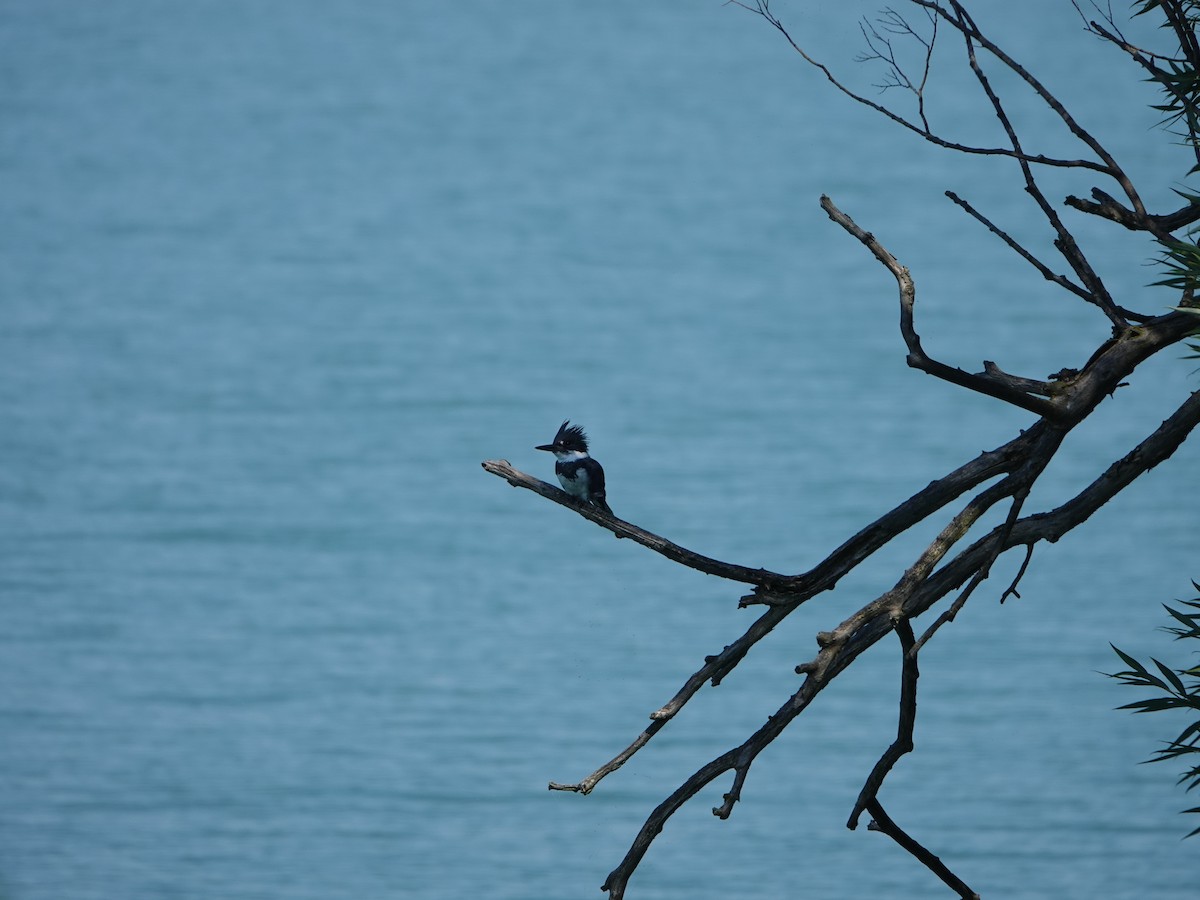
left=534, top=443, right=556, bottom=452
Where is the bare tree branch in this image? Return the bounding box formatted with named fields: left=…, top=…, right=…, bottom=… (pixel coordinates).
left=913, top=478, right=1031, bottom=651
left=479, top=459, right=792, bottom=588
left=929, top=0, right=1147, bottom=214
left=866, top=799, right=982, bottom=900
left=486, top=201, right=1198, bottom=897
left=857, top=7, right=939, bottom=131
left=1078, top=1, right=1200, bottom=169
left=731, top=1, right=1114, bottom=173
left=939, top=0, right=1128, bottom=326
left=819, top=195, right=1063, bottom=415
left=1065, top=187, right=1200, bottom=239
left=848, top=618, right=920, bottom=830
left=596, top=387, right=1200, bottom=900
left=488, top=4, right=1200, bottom=896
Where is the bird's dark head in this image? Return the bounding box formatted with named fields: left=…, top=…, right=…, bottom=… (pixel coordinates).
left=535, top=420, right=590, bottom=454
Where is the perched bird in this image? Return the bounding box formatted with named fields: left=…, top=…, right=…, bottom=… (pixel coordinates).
left=535, top=420, right=613, bottom=515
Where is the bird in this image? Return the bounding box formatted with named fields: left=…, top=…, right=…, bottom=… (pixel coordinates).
left=535, top=420, right=613, bottom=515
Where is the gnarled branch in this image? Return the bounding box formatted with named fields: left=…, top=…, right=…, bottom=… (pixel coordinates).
left=594, top=387, right=1200, bottom=900
left=486, top=4, right=1200, bottom=896
left=819, top=194, right=1062, bottom=416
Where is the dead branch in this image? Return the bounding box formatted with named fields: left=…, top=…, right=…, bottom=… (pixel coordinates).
left=848, top=619, right=920, bottom=830
left=484, top=197, right=1199, bottom=896
left=866, top=799, right=982, bottom=900
left=930, top=0, right=1145, bottom=213
left=479, top=458, right=792, bottom=588
left=595, top=388, right=1200, bottom=899
left=819, top=195, right=1062, bottom=415
left=485, top=4, right=1200, bottom=896
left=733, top=1, right=1115, bottom=173
left=1065, top=187, right=1200, bottom=239
left=941, top=0, right=1128, bottom=327
left=945, top=190, right=1095, bottom=303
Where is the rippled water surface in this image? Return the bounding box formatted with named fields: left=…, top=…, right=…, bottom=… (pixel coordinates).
left=1, top=2, right=1195, bottom=898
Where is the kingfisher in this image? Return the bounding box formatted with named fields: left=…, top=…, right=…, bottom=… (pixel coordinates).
left=535, top=420, right=613, bottom=515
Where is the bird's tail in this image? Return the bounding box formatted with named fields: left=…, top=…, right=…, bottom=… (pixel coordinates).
left=593, top=495, right=613, bottom=516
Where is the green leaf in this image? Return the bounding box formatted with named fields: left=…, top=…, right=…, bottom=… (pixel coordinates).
left=1174, top=725, right=1199, bottom=744
left=1119, top=698, right=1185, bottom=713
left=1109, top=580, right=1200, bottom=840
left=1155, top=658, right=1190, bottom=696
left=1112, top=644, right=1155, bottom=679
left=1163, top=603, right=1200, bottom=636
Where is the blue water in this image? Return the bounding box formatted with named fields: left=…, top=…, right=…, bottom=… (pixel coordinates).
left=1, top=2, right=1195, bottom=898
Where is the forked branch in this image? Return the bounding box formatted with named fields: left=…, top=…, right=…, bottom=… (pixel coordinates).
left=819, top=195, right=1061, bottom=416
left=594, top=387, right=1200, bottom=899
left=867, top=799, right=982, bottom=900
left=848, top=618, right=920, bottom=830
left=484, top=3, right=1200, bottom=897
left=735, top=1, right=1114, bottom=172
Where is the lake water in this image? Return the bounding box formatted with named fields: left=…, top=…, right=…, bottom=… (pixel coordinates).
left=0, top=2, right=1196, bottom=898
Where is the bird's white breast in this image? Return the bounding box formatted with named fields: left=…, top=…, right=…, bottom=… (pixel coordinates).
left=558, top=466, right=590, bottom=497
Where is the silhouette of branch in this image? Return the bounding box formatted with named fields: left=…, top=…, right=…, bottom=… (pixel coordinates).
left=939, top=0, right=1128, bottom=327
left=848, top=619, right=919, bottom=830
left=479, top=459, right=792, bottom=588
left=1065, top=187, right=1200, bottom=240
left=999, top=542, right=1036, bottom=603
left=819, top=195, right=1062, bottom=416
left=1079, top=1, right=1200, bottom=170
left=488, top=301, right=1198, bottom=810
left=928, top=0, right=1145, bottom=214
left=485, top=5, right=1200, bottom=897
left=744, top=0, right=1160, bottom=330
left=540, top=424, right=1054, bottom=796
left=866, top=799, right=982, bottom=900
left=944, top=190, right=1095, bottom=303
left=857, top=7, right=938, bottom=130
left=914, top=479, right=1032, bottom=651
left=732, top=1, right=1114, bottom=173
left=598, top=388, right=1200, bottom=899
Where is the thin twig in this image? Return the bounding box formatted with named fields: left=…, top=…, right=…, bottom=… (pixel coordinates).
left=930, top=0, right=1145, bottom=216
left=942, top=0, right=1127, bottom=327
left=945, top=190, right=1094, bottom=302
left=866, top=799, right=982, bottom=899
left=913, top=479, right=1036, bottom=652
left=848, top=618, right=920, bottom=829
left=730, top=1, right=1113, bottom=173
left=999, top=542, right=1036, bottom=603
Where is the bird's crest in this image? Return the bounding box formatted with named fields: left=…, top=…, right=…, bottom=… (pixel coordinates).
left=554, top=420, right=590, bottom=452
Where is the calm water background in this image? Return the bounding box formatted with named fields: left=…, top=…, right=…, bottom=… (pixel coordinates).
left=1, top=2, right=1196, bottom=898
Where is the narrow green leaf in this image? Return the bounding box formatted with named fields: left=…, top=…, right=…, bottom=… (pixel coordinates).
left=1155, top=658, right=1189, bottom=696
left=1171, top=721, right=1200, bottom=744
left=1112, top=644, right=1155, bottom=680
left=1163, top=604, right=1200, bottom=635
left=1120, top=698, right=1184, bottom=713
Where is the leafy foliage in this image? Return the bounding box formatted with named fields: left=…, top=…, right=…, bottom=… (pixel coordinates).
left=1172, top=305, right=1200, bottom=360
left=1109, top=582, right=1200, bottom=838
left=1154, top=238, right=1200, bottom=293
left=1133, top=0, right=1200, bottom=152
